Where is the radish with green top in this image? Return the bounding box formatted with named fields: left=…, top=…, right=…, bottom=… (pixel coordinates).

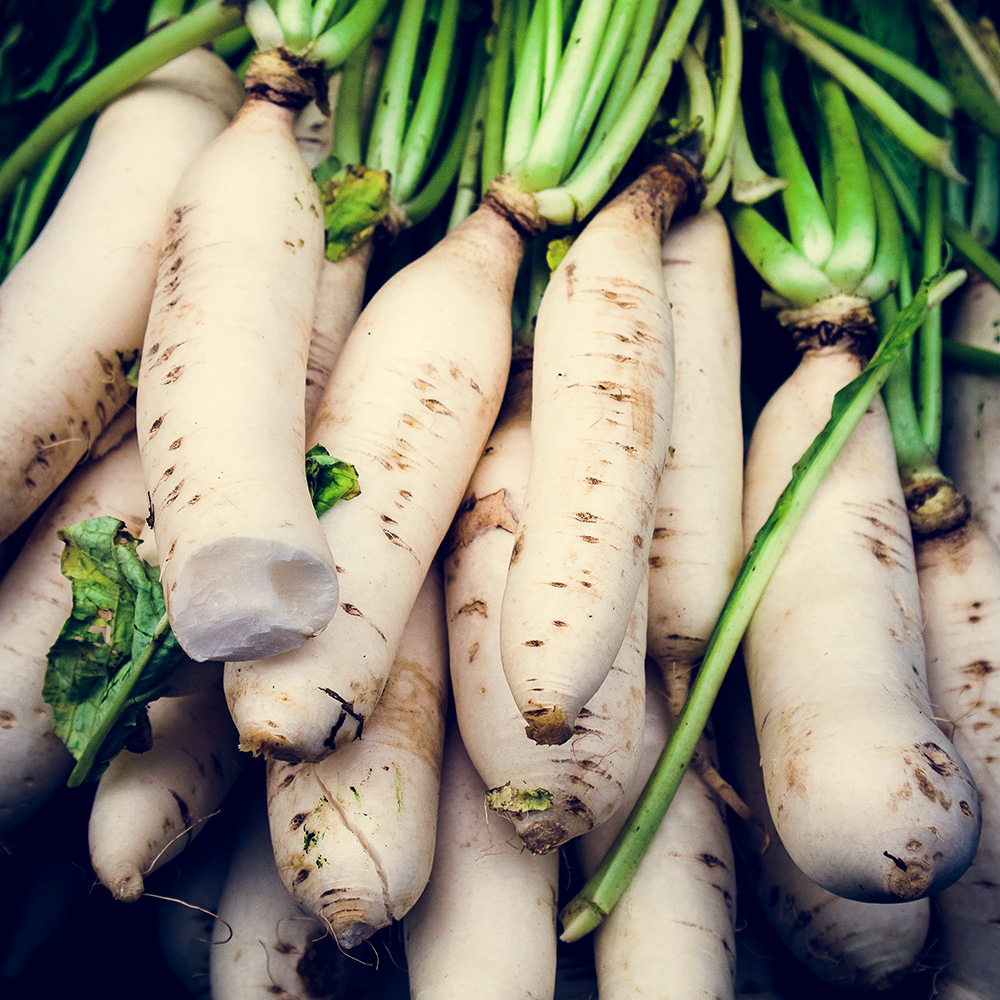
left=0, top=42, right=243, bottom=543
left=404, top=722, right=560, bottom=1000
left=224, top=0, right=710, bottom=764
left=444, top=348, right=645, bottom=854
left=267, top=565, right=448, bottom=948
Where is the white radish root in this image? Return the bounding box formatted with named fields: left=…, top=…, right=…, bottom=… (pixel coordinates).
left=404, top=722, right=560, bottom=1000
left=742, top=318, right=980, bottom=903
left=137, top=50, right=336, bottom=664
left=445, top=348, right=645, bottom=854
left=0, top=435, right=148, bottom=834
left=226, top=187, right=541, bottom=762
left=500, top=166, right=676, bottom=746
left=0, top=48, right=242, bottom=542
left=267, top=565, right=449, bottom=949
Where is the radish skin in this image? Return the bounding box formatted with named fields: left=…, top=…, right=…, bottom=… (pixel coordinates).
left=137, top=51, right=336, bottom=664
left=575, top=667, right=737, bottom=1000
left=500, top=167, right=677, bottom=746
left=88, top=677, right=244, bottom=902
left=267, top=565, right=448, bottom=948
left=445, top=349, right=645, bottom=853
left=915, top=520, right=1000, bottom=999
left=0, top=48, right=242, bottom=542
left=226, top=191, right=539, bottom=762
left=0, top=436, right=148, bottom=834
left=404, top=723, right=560, bottom=1000
left=742, top=323, right=981, bottom=903
left=648, top=209, right=743, bottom=679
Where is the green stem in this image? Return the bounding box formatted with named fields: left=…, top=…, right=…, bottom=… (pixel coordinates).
left=854, top=158, right=905, bottom=305
left=943, top=339, right=1000, bottom=374
left=970, top=133, right=1000, bottom=247
left=728, top=98, right=786, bottom=205
left=331, top=33, right=372, bottom=167
left=558, top=269, right=967, bottom=942
left=395, top=0, right=462, bottom=203
left=856, top=109, right=922, bottom=236
left=680, top=43, right=715, bottom=146
left=918, top=169, right=944, bottom=455
left=762, top=0, right=955, bottom=119
left=276, top=0, right=313, bottom=50
left=702, top=0, right=742, bottom=180
left=481, top=1, right=516, bottom=195
left=503, top=1, right=548, bottom=174
left=0, top=0, right=245, bottom=205
left=67, top=612, right=173, bottom=788
left=309, top=0, right=393, bottom=69
left=944, top=217, right=1000, bottom=295
left=761, top=38, right=834, bottom=267
left=752, top=1, right=965, bottom=182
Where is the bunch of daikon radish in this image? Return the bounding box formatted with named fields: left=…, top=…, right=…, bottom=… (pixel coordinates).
left=2, top=0, right=1000, bottom=997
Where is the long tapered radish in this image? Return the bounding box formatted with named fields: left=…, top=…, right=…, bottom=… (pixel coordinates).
left=267, top=564, right=448, bottom=948
left=914, top=518, right=1000, bottom=999
left=941, top=273, right=1000, bottom=543
left=136, top=50, right=337, bottom=664
left=0, top=48, right=242, bottom=542
left=0, top=436, right=148, bottom=834
left=88, top=676, right=244, bottom=902
left=226, top=188, right=541, bottom=762
left=444, top=349, right=645, bottom=853
left=404, top=722, right=560, bottom=1000
left=500, top=163, right=688, bottom=746
left=648, top=209, right=743, bottom=680
left=574, top=666, right=738, bottom=1000
left=717, top=669, right=930, bottom=992
left=742, top=319, right=981, bottom=903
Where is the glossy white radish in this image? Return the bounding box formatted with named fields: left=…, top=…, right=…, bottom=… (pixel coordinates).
left=500, top=165, right=681, bottom=745
left=0, top=48, right=242, bottom=542
left=210, top=779, right=336, bottom=1000
left=404, top=722, right=560, bottom=1000
left=88, top=676, right=244, bottom=902
left=0, top=435, right=147, bottom=834
left=575, top=666, right=738, bottom=999
left=226, top=188, right=542, bottom=762
left=717, top=669, right=931, bottom=992
left=742, top=320, right=981, bottom=903
left=648, top=209, right=743, bottom=681
left=136, top=50, right=336, bottom=664
left=444, top=349, right=645, bottom=853
left=267, top=565, right=448, bottom=948
left=941, top=273, right=1000, bottom=543
left=914, top=518, right=1000, bottom=999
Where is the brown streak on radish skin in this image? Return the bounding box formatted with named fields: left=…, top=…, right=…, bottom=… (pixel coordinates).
left=444, top=489, right=518, bottom=556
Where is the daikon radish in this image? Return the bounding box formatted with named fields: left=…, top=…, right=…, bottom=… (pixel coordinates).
left=717, top=668, right=930, bottom=992
left=915, top=518, right=1000, bottom=999
left=88, top=677, right=244, bottom=902
left=0, top=47, right=242, bottom=542
left=227, top=188, right=540, bottom=761
left=500, top=164, right=687, bottom=745
left=267, top=565, right=448, bottom=948
left=941, top=273, right=1000, bottom=543
left=404, top=722, right=560, bottom=1000
left=136, top=48, right=337, bottom=664
left=575, top=666, right=737, bottom=1000
left=648, top=209, right=743, bottom=683
left=0, top=436, right=147, bottom=833
left=742, top=318, right=980, bottom=903
left=445, top=348, right=645, bottom=853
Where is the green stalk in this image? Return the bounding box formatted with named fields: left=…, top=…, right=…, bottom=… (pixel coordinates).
left=856, top=110, right=922, bottom=236
left=331, top=33, right=372, bottom=167
left=312, top=0, right=352, bottom=37
left=752, top=1, right=965, bottom=182
left=537, top=0, right=706, bottom=225
left=0, top=0, right=245, bottom=205
left=943, top=339, right=1000, bottom=374
left=395, top=0, right=462, bottom=203
left=725, top=203, right=840, bottom=307
left=680, top=43, right=715, bottom=144
left=309, top=0, right=393, bottom=68
left=918, top=169, right=945, bottom=455
left=447, top=74, right=490, bottom=231
left=558, top=268, right=968, bottom=942
left=365, top=0, right=427, bottom=177
left=67, top=612, right=173, bottom=788
left=762, top=0, right=956, bottom=119
left=503, top=1, right=549, bottom=174
left=3, top=127, right=80, bottom=277
left=542, top=0, right=563, bottom=106
left=761, top=38, right=834, bottom=267
left=970, top=134, right=1000, bottom=246
left=513, top=0, right=614, bottom=192
left=813, top=75, right=876, bottom=294
left=729, top=97, right=786, bottom=205
left=481, top=1, right=516, bottom=195
left=276, top=0, right=314, bottom=50
left=944, top=218, right=1000, bottom=294
left=701, top=0, right=742, bottom=181
left=854, top=159, right=905, bottom=305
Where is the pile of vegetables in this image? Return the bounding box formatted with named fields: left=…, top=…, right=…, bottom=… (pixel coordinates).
left=2, top=0, right=1000, bottom=997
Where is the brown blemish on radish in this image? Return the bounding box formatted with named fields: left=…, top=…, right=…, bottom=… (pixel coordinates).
left=383, top=529, right=415, bottom=555
left=548, top=581, right=567, bottom=588
left=456, top=600, right=486, bottom=617
left=421, top=398, right=454, bottom=415
left=467, top=642, right=479, bottom=662
left=148, top=415, right=164, bottom=438
left=294, top=870, right=310, bottom=885
left=963, top=659, right=996, bottom=678
left=162, top=481, right=185, bottom=507
left=523, top=639, right=544, bottom=647
left=575, top=512, right=598, bottom=522
left=168, top=437, right=182, bottom=450
left=580, top=535, right=600, bottom=544
left=446, top=488, right=519, bottom=555
left=0, top=711, right=16, bottom=728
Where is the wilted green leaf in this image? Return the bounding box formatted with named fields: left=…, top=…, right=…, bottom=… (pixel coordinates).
left=305, top=445, right=361, bottom=516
